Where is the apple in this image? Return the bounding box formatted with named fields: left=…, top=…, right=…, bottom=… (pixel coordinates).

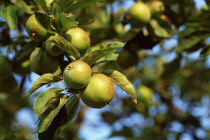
left=25, top=14, right=49, bottom=41
left=45, top=42, right=64, bottom=56
left=30, top=47, right=60, bottom=75
left=0, top=55, right=13, bottom=80
left=80, top=74, right=114, bottom=109
left=65, top=27, right=91, bottom=55
left=149, top=1, right=165, bottom=16
left=63, top=60, right=91, bottom=89
left=126, top=1, right=151, bottom=28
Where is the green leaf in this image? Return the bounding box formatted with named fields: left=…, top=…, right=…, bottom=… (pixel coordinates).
left=16, top=40, right=39, bottom=60
left=38, top=105, right=67, bottom=140
left=108, top=41, right=126, bottom=48
left=46, top=35, right=81, bottom=60
left=61, top=20, right=78, bottom=31
left=25, top=73, right=63, bottom=97
left=38, top=94, right=79, bottom=139
left=52, top=3, right=78, bottom=32
left=65, top=94, right=80, bottom=121
left=98, top=53, right=119, bottom=63
left=54, top=0, right=74, bottom=11
left=52, top=3, right=65, bottom=31
left=179, top=27, right=197, bottom=39
left=176, top=34, right=208, bottom=52
left=16, top=0, right=34, bottom=14
left=46, top=0, right=54, bottom=7
left=37, top=94, right=68, bottom=133
left=103, top=69, right=137, bottom=104
left=65, top=0, right=102, bottom=12
left=35, top=12, right=55, bottom=34
left=82, top=42, right=125, bottom=66
left=149, top=19, right=171, bottom=38
left=0, top=3, right=17, bottom=30
left=34, top=87, right=65, bottom=115
left=55, top=94, right=80, bottom=135
left=34, top=0, right=46, bottom=8
left=200, top=45, right=210, bottom=58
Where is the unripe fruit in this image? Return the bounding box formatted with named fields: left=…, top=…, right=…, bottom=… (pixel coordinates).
left=30, top=47, right=60, bottom=75
left=0, top=55, right=13, bottom=80
left=126, top=1, right=151, bottom=28
left=45, top=42, right=64, bottom=56
left=63, top=60, right=91, bottom=89
left=65, top=27, right=90, bottom=55
left=0, top=75, right=17, bottom=93
left=80, top=74, right=114, bottom=109
left=149, top=1, right=165, bottom=16
left=25, top=14, right=49, bottom=41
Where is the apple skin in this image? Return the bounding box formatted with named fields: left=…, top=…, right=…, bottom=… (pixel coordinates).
left=65, top=27, right=90, bottom=55
left=45, top=42, right=64, bottom=56
left=149, top=1, right=165, bottom=16
left=63, top=60, right=91, bottom=89
left=0, top=55, right=13, bottom=80
left=126, top=1, right=151, bottom=28
left=30, top=47, right=60, bottom=75
left=25, top=14, right=49, bottom=41
left=80, top=74, right=114, bottom=109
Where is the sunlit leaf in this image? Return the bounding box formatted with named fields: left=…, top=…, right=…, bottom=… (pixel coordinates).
left=35, top=12, right=55, bottom=34
left=25, top=73, right=63, bottom=97
left=0, top=3, right=17, bottom=30
left=37, top=94, right=68, bottom=133
left=103, top=69, right=137, bottom=104
left=38, top=105, right=67, bottom=140
left=55, top=94, right=80, bottom=135
left=16, top=0, right=34, bottom=14
left=149, top=19, right=171, bottom=38
left=34, top=87, right=65, bottom=114
left=176, top=34, right=208, bottom=52
left=82, top=42, right=125, bottom=66
left=46, top=35, right=81, bottom=60
left=34, top=0, right=46, bottom=8
left=52, top=3, right=78, bottom=32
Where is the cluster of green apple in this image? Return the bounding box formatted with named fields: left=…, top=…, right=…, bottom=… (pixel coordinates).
left=26, top=14, right=90, bottom=75
left=63, top=60, right=114, bottom=108
left=125, top=0, right=165, bottom=28
left=25, top=14, right=115, bottom=109
left=0, top=55, right=17, bottom=93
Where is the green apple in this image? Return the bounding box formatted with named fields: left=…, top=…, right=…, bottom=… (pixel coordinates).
left=63, top=60, right=91, bottom=89
left=45, top=42, right=64, bottom=56
left=0, top=55, right=13, bottom=80
left=149, top=0, right=165, bottom=16
left=126, top=1, right=151, bottom=28
left=80, top=74, right=115, bottom=109
left=25, top=14, right=49, bottom=41
left=65, top=27, right=91, bottom=55
left=30, top=47, right=60, bottom=75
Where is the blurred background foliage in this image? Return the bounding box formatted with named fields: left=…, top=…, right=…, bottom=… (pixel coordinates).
left=0, top=0, right=210, bottom=139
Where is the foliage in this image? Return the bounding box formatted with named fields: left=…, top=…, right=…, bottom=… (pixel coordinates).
left=0, top=0, right=210, bottom=140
